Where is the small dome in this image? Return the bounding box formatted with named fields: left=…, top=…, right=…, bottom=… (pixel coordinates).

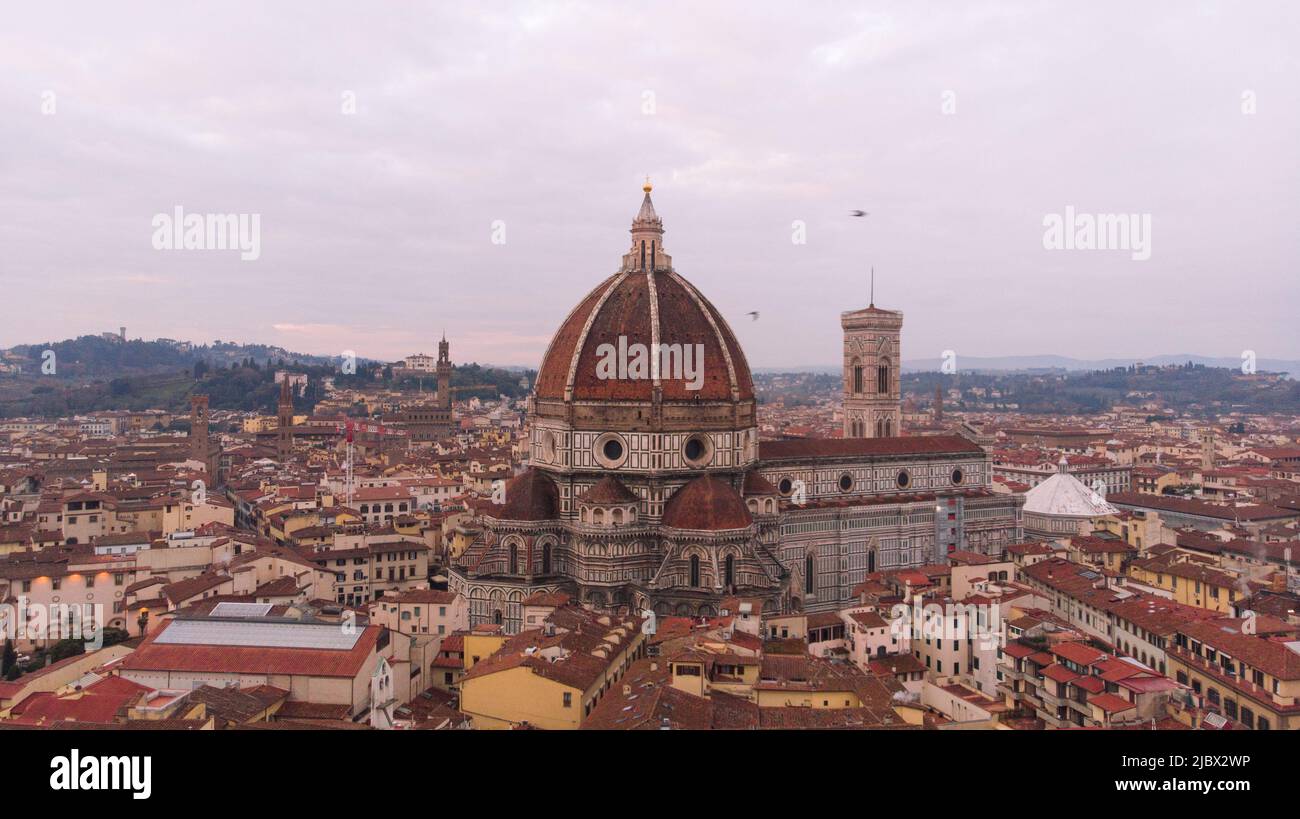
left=662, top=475, right=752, bottom=531
left=742, top=470, right=779, bottom=496
left=578, top=475, right=638, bottom=505
left=493, top=468, right=559, bottom=521
left=1023, top=471, right=1117, bottom=518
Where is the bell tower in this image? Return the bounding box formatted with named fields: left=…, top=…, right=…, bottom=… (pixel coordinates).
left=841, top=298, right=903, bottom=439
left=437, top=334, right=452, bottom=410
left=277, top=376, right=294, bottom=460
left=190, top=394, right=210, bottom=467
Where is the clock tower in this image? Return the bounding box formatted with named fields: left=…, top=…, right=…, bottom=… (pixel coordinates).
left=841, top=303, right=902, bottom=438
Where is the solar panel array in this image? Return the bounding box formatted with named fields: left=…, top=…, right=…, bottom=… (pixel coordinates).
left=155, top=618, right=361, bottom=650
left=209, top=602, right=274, bottom=618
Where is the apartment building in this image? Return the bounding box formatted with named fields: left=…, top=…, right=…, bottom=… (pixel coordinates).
left=1167, top=615, right=1300, bottom=730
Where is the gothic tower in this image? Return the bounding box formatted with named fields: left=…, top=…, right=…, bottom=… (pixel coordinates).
left=437, top=334, right=452, bottom=410
left=841, top=301, right=902, bottom=438
left=277, top=376, right=294, bottom=460
left=190, top=394, right=210, bottom=468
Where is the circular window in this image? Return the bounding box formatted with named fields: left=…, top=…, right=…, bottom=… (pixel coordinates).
left=896, top=470, right=911, bottom=489
left=541, top=431, right=556, bottom=462
left=594, top=433, right=628, bottom=468
left=682, top=434, right=713, bottom=467
left=838, top=473, right=854, bottom=492
left=951, top=468, right=964, bottom=485
left=778, top=478, right=794, bottom=496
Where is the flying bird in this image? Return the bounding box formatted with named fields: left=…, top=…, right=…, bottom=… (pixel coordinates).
left=850, top=210, right=869, bottom=217
left=746, top=311, right=760, bottom=321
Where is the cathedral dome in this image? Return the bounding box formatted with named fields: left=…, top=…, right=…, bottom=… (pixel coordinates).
left=534, top=188, right=753, bottom=405
left=661, top=475, right=753, bottom=531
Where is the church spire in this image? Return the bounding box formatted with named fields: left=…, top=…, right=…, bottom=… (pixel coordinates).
left=624, top=179, right=671, bottom=273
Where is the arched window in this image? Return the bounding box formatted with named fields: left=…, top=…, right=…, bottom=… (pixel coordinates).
left=805, top=554, right=815, bottom=594
left=542, top=543, right=552, bottom=574
left=724, top=554, right=735, bottom=588
left=492, top=609, right=503, bottom=625
left=689, top=555, right=701, bottom=587
left=508, top=543, right=518, bottom=574
left=852, top=359, right=863, bottom=394
left=877, top=360, right=890, bottom=394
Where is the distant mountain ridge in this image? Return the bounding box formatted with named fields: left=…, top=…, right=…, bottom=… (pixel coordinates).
left=754, top=354, right=1300, bottom=379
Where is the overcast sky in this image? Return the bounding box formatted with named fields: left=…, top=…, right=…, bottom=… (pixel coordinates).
left=2, top=2, right=1297, bottom=369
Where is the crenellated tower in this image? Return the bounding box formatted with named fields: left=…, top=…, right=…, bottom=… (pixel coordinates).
left=437, top=334, right=452, bottom=410
left=277, top=376, right=294, bottom=460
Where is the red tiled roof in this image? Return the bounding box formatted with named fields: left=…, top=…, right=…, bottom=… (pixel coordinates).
left=1089, top=692, right=1135, bottom=713
left=760, top=434, right=983, bottom=460
left=118, top=622, right=381, bottom=678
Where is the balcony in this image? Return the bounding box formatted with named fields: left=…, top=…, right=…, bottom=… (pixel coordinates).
left=1034, top=707, right=1071, bottom=729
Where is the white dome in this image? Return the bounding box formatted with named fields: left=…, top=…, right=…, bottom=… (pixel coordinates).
left=1023, top=470, right=1118, bottom=518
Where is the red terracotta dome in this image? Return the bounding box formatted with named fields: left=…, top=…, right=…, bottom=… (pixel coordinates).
left=578, top=475, right=639, bottom=505
left=534, top=189, right=753, bottom=404
left=661, top=475, right=753, bottom=531
left=492, top=468, right=559, bottom=521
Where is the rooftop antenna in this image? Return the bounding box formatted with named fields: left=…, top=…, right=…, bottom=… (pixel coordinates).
left=870, top=266, right=875, bottom=308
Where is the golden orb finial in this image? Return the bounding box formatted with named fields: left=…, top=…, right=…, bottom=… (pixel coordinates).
left=643, top=175, right=652, bottom=193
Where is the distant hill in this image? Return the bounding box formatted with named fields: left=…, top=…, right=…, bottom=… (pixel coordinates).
left=0, top=334, right=534, bottom=418
left=901, top=353, right=1300, bottom=379
left=755, top=354, right=1300, bottom=379
left=2, top=335, right=344, bottom=378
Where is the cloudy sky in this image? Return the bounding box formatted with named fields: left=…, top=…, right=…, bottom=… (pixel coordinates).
left=2, top=2, right=1297, bottom=369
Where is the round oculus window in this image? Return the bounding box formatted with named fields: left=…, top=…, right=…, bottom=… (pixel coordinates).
left=839, top=474, right=854, bottom=492
left=603, top=438, right=624, bottom=461
left=682, top=434, right=712, bottom=467
left=896, top=470, right=911, bottom=489
left=951, top=468, right=964, bottom=485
